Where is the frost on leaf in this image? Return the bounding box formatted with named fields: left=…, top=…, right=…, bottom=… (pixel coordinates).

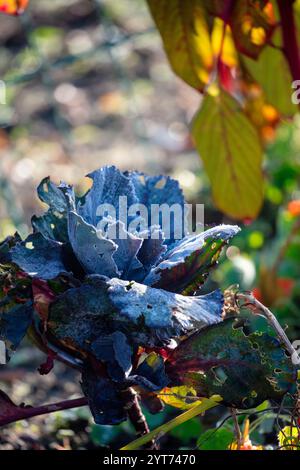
left=68, top=211, right=119, bottom=278
left=10, top=233, right=69, bottom=280
left=48, top=276, right=224, bottom=353
left=0, top=165, right=245, bottom=425
left=108, top=278, right=224, bottom=345
left=31, top=177, right=70, bottom=243
left=144, top=225, right=240, bottom=294
left=77, top=166, right=137, bottom=227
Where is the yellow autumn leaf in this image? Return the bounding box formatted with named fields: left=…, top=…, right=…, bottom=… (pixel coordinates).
left=278, top=426, right=300, bottom=450
left=212, top=18, right=238, bottom=68
left=147, top=0, right=213, bottom=91
left=192, top=89, right=264, bottom=220
left=158, top=386, right=203, bottom=410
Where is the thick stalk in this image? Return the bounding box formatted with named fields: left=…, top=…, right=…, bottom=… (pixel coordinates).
left=121, top=388, right=158, bottom=449
left=0, top=396, right=87, bottom=427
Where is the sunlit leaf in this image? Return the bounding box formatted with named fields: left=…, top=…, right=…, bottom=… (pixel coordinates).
left=278, top=426, right=300, bottom=450
left=144, top=225, right=240, bottom=294
left=166, top=316, right=297, bottom=409
left=243, top=46, right=297, bottom=117
left=48, top=276, right=224, bottom=352
left=147, top=0, right=213, bottom=91
left=212, top=18, right=238, bottom=68
left=158, top=385, right=202, bottom=410
left=192, top=89, right=264, bottom=220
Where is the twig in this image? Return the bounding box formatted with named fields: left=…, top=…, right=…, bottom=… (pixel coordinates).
left=237, top=293, right=298, bottom=358
left=231, top=408, right=242, bottom=449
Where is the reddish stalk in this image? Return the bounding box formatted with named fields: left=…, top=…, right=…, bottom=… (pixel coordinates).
left=0, top=388, right=153, bottom=448
left=277, top=0, right=300, bottom=82
left=0, top=396, right=88, bottom=427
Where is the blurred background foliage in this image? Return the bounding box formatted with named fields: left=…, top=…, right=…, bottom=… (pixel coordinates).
left=0, top=0, right=299, bottom=450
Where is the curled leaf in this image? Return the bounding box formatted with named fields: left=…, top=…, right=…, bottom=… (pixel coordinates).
left=144, top=225, right=240, bottom=293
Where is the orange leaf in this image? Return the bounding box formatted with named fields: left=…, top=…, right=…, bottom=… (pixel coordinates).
left=0, top=0, right=29, bottom=15
left=288, top=200, right=300, bottom=217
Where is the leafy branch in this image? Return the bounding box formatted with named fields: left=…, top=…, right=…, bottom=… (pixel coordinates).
left=147, top=0, right=300, bottom=220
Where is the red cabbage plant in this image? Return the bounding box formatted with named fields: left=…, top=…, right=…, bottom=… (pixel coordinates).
left=0, top=166, right=297, bottom=443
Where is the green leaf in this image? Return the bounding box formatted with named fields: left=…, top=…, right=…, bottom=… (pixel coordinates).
left=147, top=0, right=213, bottom=91
left=243, top=46, right=297, bottom=117
left=166, top=316, right=297, bottom=409
left=192, top=89, right=264, bottom=220
left=197, top=428, right=234, bottom=450
left=171, top=417, right=203, bottom=444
